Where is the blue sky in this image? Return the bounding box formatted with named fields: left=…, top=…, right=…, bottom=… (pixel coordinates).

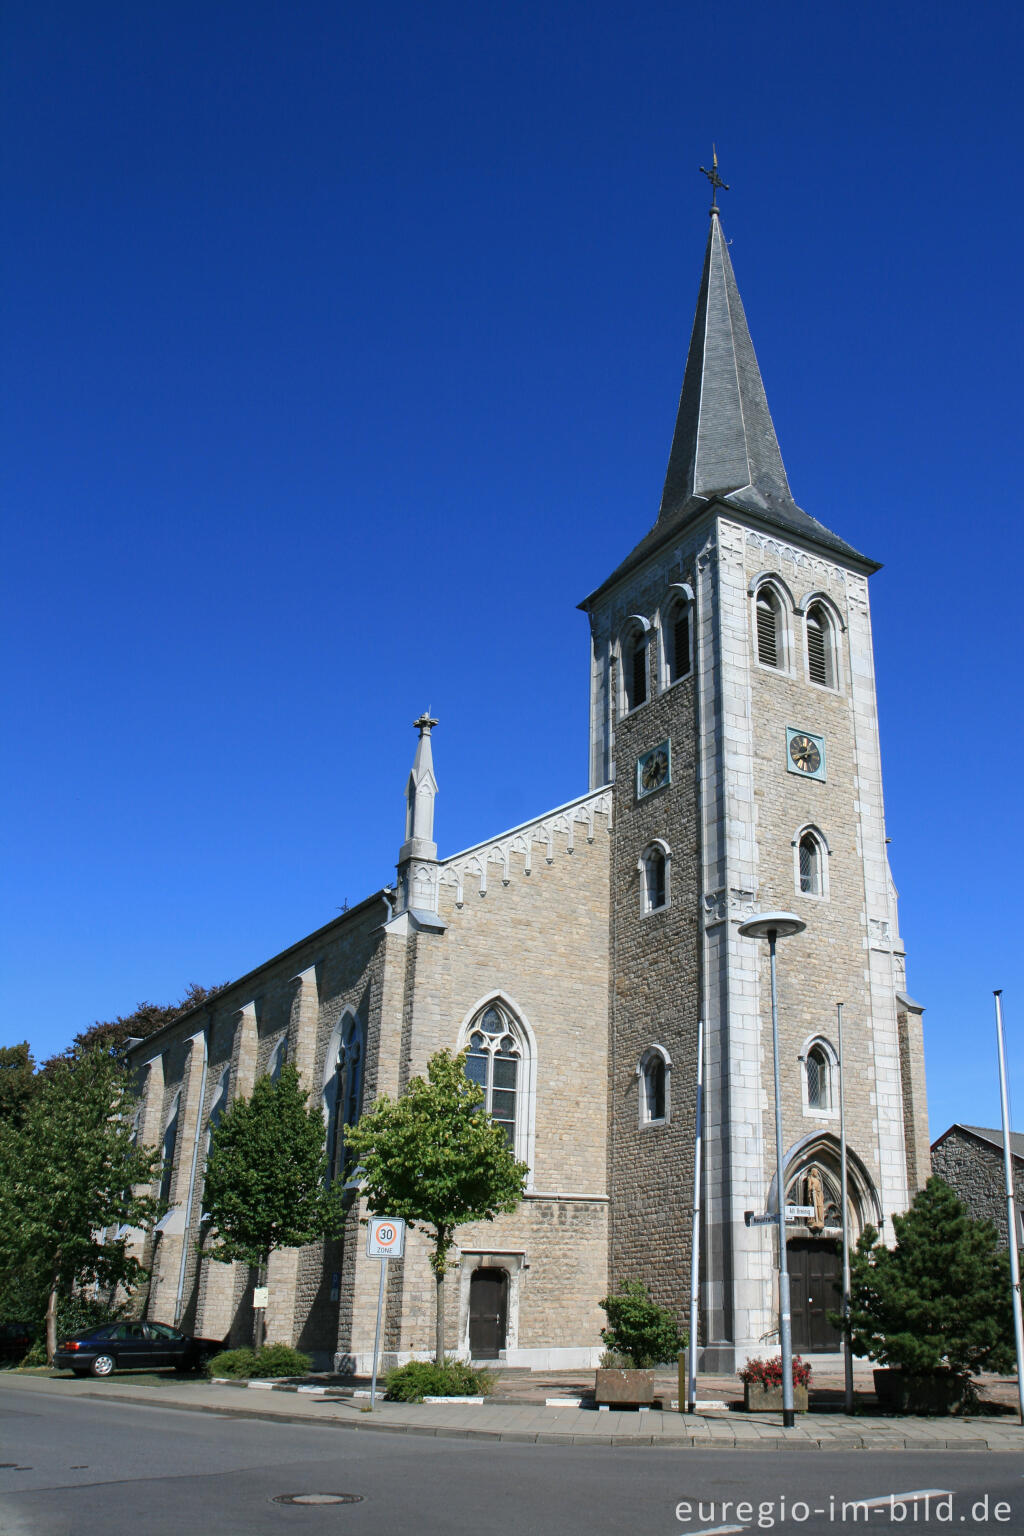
left=2, top=0, right=1022, bottom=1138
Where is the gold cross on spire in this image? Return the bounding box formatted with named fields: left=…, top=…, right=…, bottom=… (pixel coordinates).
left=699, top=146, right=729, bottom=215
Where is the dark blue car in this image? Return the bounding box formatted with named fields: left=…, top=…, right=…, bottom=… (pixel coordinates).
left=55, top=1321, right=223, bottom=1377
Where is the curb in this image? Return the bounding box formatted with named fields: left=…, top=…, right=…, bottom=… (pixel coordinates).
left=65, top=1389, right=1023, bottom=1452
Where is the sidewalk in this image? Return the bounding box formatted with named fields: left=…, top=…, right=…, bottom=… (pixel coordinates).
left=5, top=1369, right=1023, bottom=1450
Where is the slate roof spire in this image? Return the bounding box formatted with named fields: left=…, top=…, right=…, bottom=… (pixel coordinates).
left=659, top=203, right=797, bottom=523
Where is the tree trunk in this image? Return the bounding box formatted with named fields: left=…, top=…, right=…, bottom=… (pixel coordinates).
left=434, top=1267, right=444, bottom=1365
left=46, top=1272, right=60, bottom=1366
left=253, top=1258, right=268, bottom=1351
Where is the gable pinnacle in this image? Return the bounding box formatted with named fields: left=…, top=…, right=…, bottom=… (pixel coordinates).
left=413, top=710, right=438, bottom=736
left=699, top=146, right=729, bottom=217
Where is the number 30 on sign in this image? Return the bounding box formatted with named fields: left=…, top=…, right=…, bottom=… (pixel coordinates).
left=366, top=1216, right=406, bottom=1259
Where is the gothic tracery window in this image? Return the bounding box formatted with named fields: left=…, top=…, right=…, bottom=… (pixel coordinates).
left=463, top=1002, right=523, bottom=1151
left=324, top=1015, right=364, bottom=1186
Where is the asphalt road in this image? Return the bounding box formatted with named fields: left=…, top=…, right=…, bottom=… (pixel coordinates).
left=1, top=1387, right=1022, bottom=1536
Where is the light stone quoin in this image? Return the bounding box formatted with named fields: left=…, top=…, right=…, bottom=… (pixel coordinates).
left=125, top=195, right=926, bottom=1374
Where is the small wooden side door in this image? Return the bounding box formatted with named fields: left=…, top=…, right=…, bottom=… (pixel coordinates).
left=468, top=1268, right=508, bottom=1359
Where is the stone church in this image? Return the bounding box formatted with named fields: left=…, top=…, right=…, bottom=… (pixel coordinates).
left=128, top=196, right=929, bottom=1372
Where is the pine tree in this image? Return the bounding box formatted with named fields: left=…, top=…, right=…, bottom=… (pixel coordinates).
left=845, top=1176, right=1016, bottom=1391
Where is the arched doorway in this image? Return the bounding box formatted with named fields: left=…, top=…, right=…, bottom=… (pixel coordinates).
left=777, top=1135, right=882, bottom=1354
left=468, top=1268, right=508, bottom=1359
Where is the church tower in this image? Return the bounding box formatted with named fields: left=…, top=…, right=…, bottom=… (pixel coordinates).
left=581, top=183, right=928, bottom=1369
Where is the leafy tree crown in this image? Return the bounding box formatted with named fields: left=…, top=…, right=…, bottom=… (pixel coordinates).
left=203, top=1062, right=344, bottom=1267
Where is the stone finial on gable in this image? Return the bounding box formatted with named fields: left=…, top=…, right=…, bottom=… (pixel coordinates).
left=396, top=712, right=440, bottom=916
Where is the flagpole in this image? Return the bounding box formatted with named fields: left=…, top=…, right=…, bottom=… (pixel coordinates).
left=993, top=991, right=1024, bottom=1425
left=687, top=1016, right=704, bottom=1413
left=837, top=1002, right=854, bottom=1414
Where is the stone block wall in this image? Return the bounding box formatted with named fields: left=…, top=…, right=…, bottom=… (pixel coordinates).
left=931, top=1128, right=1024, bottom=1248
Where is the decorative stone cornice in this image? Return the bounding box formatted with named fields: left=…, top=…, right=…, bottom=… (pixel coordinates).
left=440, top=788, right=612, bottom=908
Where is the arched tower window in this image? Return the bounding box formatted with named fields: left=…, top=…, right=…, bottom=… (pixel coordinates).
left=637, top=1045, right=671, bottom=1126
left=323, top=1015, right=364, bottom=1187
left=665, top=596, right=692, bottom=684
left=798, top=1036, right=839, bottom=1117
left=756, top=586, right=782, bottom=667
left=806, top=1045, right=829, bottom=1109
left=638, top=840, right=670, bottom=914
left=805, top=602, right=836, bottom=688
left=794, top=825, right=829, bottom=899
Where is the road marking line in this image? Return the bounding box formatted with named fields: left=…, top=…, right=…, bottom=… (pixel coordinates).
left=848, top=1490, right=952, bottom=1510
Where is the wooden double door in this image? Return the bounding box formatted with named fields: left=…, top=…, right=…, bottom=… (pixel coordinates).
left=787, top=1239, right=842, bottom=1352
left=468, top=1268, right=508, bottom=1359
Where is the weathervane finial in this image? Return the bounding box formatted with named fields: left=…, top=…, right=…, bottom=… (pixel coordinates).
left=699, top=145, right=729, bottom=217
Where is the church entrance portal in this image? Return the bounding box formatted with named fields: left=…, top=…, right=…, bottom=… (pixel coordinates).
left=787, top=1239, right=842, bottom=1352
left=469, top=1268, right=508, bottom=1358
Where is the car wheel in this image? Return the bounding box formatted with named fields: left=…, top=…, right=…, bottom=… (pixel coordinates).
left=90, top=1353, right=116, bottom=1378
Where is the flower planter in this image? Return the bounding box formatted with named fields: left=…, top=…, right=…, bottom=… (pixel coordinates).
left=872, top=1369, right=965, bottom=1416
left=743, top=1382, right=808, bottom=1413
left=594, top=1368, right=655, bottom=1408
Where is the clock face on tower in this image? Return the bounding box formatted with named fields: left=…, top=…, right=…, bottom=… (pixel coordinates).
left=636, top=741, right=671, bottom=799
left=786, top=727, right=826, bottom=781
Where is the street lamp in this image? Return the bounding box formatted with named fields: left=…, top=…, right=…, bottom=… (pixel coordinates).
left=738, top=910, right=807, bottom=1429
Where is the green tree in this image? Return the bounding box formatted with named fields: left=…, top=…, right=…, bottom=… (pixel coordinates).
left=343, top=1049, right=528, bottom=1363
left=203, top=1063, right=345, bottom=1347
left=844, top=1176, right=1016, bottom=1396
left=0, top=1048, right=161, bottom=1362
left=42, top=982, right=227, bottom=1071
left=0, top=1042, right=36, bottom=1129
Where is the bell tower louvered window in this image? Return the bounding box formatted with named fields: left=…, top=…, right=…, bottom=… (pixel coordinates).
left=756, top=589, right=781, bottom=667
left=669, top=602, right=691, bottom=683
left=805, top=603, right=835, bottom=688
left=629, top=639, right=647, bottom=709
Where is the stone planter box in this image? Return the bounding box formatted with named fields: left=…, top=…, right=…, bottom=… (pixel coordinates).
left=594, top=1368, right=654, bottom=1408
left=873, top=1369, right=964, bottom=1416
left=743, top=1382, right=809, bottom=1412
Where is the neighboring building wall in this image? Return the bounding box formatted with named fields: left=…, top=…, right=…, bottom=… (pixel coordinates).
left=931, top=1128, right=1024, bottom=1249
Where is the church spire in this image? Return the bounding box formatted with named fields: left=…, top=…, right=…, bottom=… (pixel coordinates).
left=659, top=186, right=796, bottom=523
left=400, top=711, right=438, bottom=864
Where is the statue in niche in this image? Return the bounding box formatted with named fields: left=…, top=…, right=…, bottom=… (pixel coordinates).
left=805, top=1166, right=826, bottom=1232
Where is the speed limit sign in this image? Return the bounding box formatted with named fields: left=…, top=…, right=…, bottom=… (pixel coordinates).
left=366, top=1216, right=406, bottom=1259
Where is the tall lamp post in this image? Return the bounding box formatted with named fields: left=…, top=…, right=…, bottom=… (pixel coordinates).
left=738, top=911, right=807, bottom=1430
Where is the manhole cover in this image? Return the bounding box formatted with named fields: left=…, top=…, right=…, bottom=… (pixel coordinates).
left=273, top=1494, right=364, bottom=1506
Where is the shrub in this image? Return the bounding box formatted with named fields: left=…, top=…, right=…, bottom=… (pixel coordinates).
left=207, top=1344, right=311, bottom=1378
left=738, top=1355, right=812, bottom=1388
left=843, top=1177, right=1016, bottom=1397
left=384, top=1358, right=495, bottom=1401
left=599, top=1280, right=687, bottom=1369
